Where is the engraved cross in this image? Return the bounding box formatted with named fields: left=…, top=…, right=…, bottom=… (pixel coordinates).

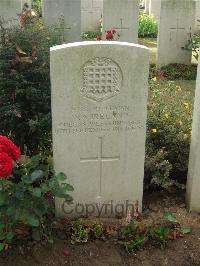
left=80, top=137, right=120, bottom=197
left=169, top=19, right=185, bottom=45
left=115, top=18, right=129, bottom=36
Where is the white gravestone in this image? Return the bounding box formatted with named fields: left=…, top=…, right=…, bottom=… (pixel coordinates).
left=157, top=0, right=195, bottom=68
left=51, top=41, right=149, bottom=217
left=145, top=0, right=150, bottom=13
left=0, top=0, right=31, bottom=22
left=149, top=0, right=161, bottom=20
left=81, top=0, right=103, bottom=32
left=102, top=0, right=139, bottom=43
left=42, top=0, right=81, bottom=42
left=195, top=0, right=200, bottom=33
left=186, top=56, right=200, bottom=213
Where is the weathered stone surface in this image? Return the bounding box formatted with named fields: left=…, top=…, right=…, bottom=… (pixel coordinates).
left=81, top=0, right=103, bottom=32
left=145, top=0, right=150, bottom=13
left=195, top=0, right=200, bottom=32
left=102, top=0, right=139, bottom=43
left=51, top=41, right=149, bottom=217
left=157, top=0, right=195, bottom=67
left=149, top=0, right=161, bottom=19
left=186, top=56, right=200, bottom=213
left=42, top=0, right=81, bottom=42
left=0, top=0, right=31, bottom=22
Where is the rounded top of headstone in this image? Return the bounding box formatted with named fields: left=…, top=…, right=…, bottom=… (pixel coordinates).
left=50, top=41, right=149, bottom=52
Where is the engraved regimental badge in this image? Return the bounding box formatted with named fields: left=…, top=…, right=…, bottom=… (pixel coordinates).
left=81, top=57, right=122, bottom=102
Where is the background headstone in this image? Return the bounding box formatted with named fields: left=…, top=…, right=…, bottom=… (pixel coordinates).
left=145, top=0, right=150, bottom=13
left=195, top=0, right=200, bottom=33
left=81, top=0, right=103, bottom=32
left=149, top=0, right=161, bottom=20
left=42, top=0, right=81, bottom=42
left=186, top=56, right=200, bottom=213
left=0, top=0, right=31, bottom=22
left=102, top=0, right=139, bottom=43
left=157, top=0, right=195, bottom=68
left=51, top=41, right=149, bottom=217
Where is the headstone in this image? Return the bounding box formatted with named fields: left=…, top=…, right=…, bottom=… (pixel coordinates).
left=145, top=0, right=150, bottom=13
left=0, top=0, right=31, bottom=22
left=149, top=0, right=161, bottom=20
left=186, top=56, right=200, bottom=213
left=157, top=0, right=195, bottom=68
left=81, top=0, right=103, bottom=32
left=42, top=0, right=81, bottom=42
left=195, top=0, right=200, bottom=33
left=51, top=41, right=149, bottom=217
left=102, top=0, right=139, bottom=43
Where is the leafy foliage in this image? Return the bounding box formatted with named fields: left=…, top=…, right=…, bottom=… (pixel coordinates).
left=62, top=212, right=190, bottom=252
left=32, top=0, right=42, bottom=17
left=145, top=80, right=194, bottom=190
left=81, top=31, right=100, bottom=40
left=139, top=12, right=158, bottom=38
left=0, top=154, right=73, bottom=251
left=0, top=13, right=64, bottom=154
left=70, top=220, right=104, bottom=244
left=154, top=64, right=197, bottom=80
left=184, top=33, right=200, bottom=62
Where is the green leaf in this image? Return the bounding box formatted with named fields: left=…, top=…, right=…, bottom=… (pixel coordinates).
left=162, top=212, right=177, bottom=222
left=27, top=215, right=40, bottom=227
left=31, top=170, right=44, bottom=181
left=32, top=228, right=41, bottom=241
left=0, top=193, right=6, bottom=206
left=21, top=175, right=33, bottom=184
left=0, top=223, right=5, bottom=232
left=6, top=232, right=14, bottom=242
left=32, top=188, right=42, bottom=197
left=0, top=243, right=5, bottom=252
left=6, top=207, right=16, bottom=216
left=56, top=172, right=67, bottom=181
left=63, top=194, right=73, bottom=202
left=180, top=227, right=191, bottom=234
left=62, top=183, right=74, bottom=192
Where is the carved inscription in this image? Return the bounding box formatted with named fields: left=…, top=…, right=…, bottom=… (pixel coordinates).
left=55, top=105, right=144, bottom=135
left=81, top=57, right=122, bottom=102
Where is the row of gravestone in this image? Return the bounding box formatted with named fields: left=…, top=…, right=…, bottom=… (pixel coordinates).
left=0, top=0, right=198, bottom=68
left=51, top=41, right=200, bottom=217
left=145, top=0, right=200, bottom=33
left=0, top=0, right=138, bottom=43
left=1, top=1, right=200, bottom=216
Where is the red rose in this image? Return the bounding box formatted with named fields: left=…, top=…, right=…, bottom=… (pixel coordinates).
left=112, top=29, right=116, bottom=34
left=0, top=135, right=21, bottom=161
left=106, top=32, right=113, bottom=40
left=0, top=152, right=13, bottom=178
left=97, top=36, right=102, bottom=41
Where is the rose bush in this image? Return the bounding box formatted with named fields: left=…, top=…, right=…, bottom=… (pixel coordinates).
left=0, top=135, right=73, bottom=252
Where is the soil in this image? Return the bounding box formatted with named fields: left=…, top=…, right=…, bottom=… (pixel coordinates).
left=0, top=191, right=200, bottom=266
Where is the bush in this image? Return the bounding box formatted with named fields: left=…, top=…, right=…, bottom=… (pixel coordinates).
left=32, top=0, right=42, bottom=17
left=184, top=33, right=200, bottom=62
left=0, top=136, right=73, bottom=252
left=81, top=31, right=100, bottom=40
left=145, top=80, right=194, bottom=190
left=0, top=12, right=64, bottom=154
left=139, top=13, right=158, bottom=38
left=150, top=64, right=197, bottom=80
